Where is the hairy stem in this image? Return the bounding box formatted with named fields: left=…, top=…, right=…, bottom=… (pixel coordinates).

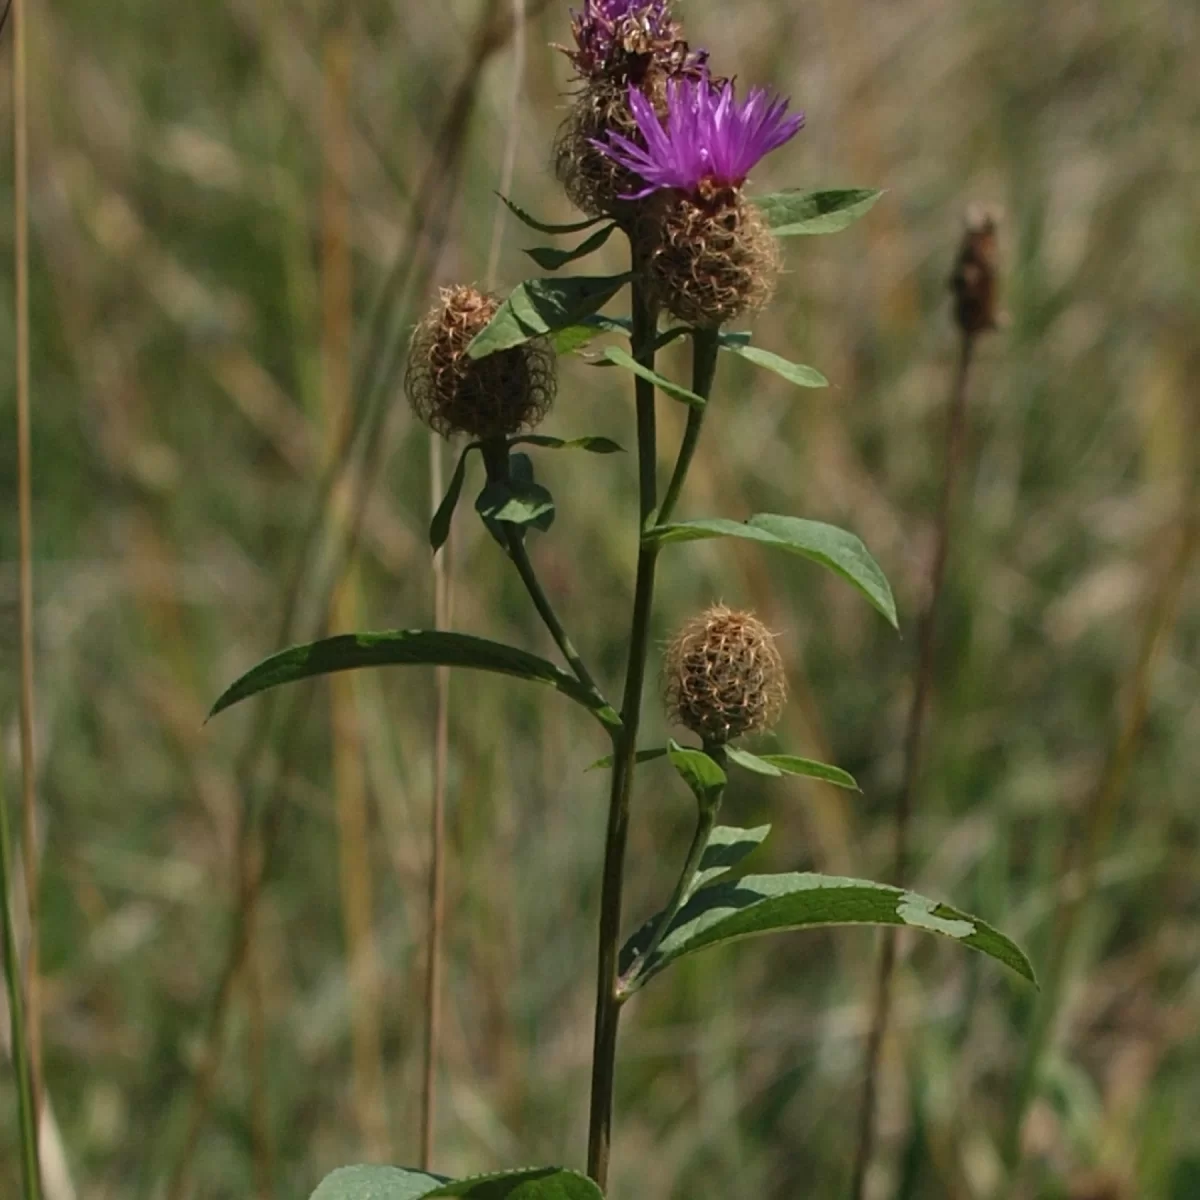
left=851, top=331, right=976, bottom=1200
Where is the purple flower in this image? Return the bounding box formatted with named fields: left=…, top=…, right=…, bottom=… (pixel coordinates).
left=596, top=78, right=804, bottom=198
left=568, top=0, right=676, bottom=76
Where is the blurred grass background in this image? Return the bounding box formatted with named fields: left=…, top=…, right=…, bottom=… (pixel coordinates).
left=2, top=0, right=1199, bottom=1197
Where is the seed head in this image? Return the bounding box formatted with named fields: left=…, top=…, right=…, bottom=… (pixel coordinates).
left=635, top=188, right=781, bottom=327
left=949, top=205, right=1002, bottom=336
left=663, top=605, right=787, bottom=744
left=405, top=286, right=555, bottom=440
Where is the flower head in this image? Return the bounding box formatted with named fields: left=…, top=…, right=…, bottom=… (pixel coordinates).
left=567, top=0, right=679, bottom=79
left=663, top=605, right=787, bottom=744
left=405, top=286, right=555, bottom=440
left=598, top=78, right=804, bottom=199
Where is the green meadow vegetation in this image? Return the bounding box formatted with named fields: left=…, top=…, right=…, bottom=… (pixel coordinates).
left=1, top=1, right=1198, bottom=1197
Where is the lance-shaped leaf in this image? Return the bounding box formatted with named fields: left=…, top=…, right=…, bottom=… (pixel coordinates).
left=686, top=824, right=772, bottom=896
left=603, top=347, right=706, bottom=407
left=468, top=275, right=631, bottom=359
left=668, top=740, right=726, bottom=808
left=755, top=188, right=883, bottom=236
left=645, top=514, right=898, bottom=629
left=719, top=342, right=829, bottom=389
left=525, top=223, right=617, bottom=271
left=429, top=443, right=475, bottom=552
left=311, top=1164, right=604, bottom=1200
left=619, top=872, right=1036, bottom=994
left=209, top=630, right=621, bottom=730
left=510, top=434, right=624, bottom=454
left=551, top=313, right=634, bottom=355
left=725, top=746, right=859, bottom=791
left=498, top=193, right=606, bottom=236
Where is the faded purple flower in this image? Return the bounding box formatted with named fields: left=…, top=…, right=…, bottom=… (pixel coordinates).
left=567, top=0, right=676, bottom=77
left=596, top=78, right=804, bottom=199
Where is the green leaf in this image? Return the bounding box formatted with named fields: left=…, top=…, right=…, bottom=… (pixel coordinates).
left=310, top=1165, right=604, bottom=1200
left=726, top=747, right=859, bottom=791
left=755, top=188, right=884, bottom=236
left=602, top=347, right=706, bottom=407
left=645, top=514, right=898, bottom=629
left=551, top=313, right=635, bottom=355
left=209, top=630, right=621, bottom=730
left=720, top=343, right=829, bottom=389
left=311, top=1166, right=449, bottom=1200
left=688, top=824, right=772, bottom=894
left=510, top=434, right=624, bottom=454
left=585, top=747, right=669, bottom=772
left=668, top=739, right=726, bottom=808
left=467, top=275, right=631, bottom=359
left=499, top=194, right=605, bottom=236
left=525, top=223, right=617, bottom=271
left=623, top=872, right=1036, bottom=993
left=475, top=477, right=556, bottom=533
left=429, top=444, right=475, bottom=552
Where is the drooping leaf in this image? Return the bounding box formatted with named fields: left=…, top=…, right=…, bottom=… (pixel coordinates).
left=645, top=515, right=898, bottom=629
left=686, top=824, right=772, bottom=895
left=311, top=1166, right=449, bottom=1200
left=429, top=444, right=475, bottom=552
left=475, top=477, right=556, bottom=533
left=586, top=747, right=669, bottom=772
left=755, top=188, right=884, bottom=236
left=551, top=313, right=635, bottom=355
left=209, top=630, right=621, bottom=730
left=720, top=343, right=829, bottom=389
left=726, top=747, right=859, bottom=791
left=310, top=1164, right=604, bottom=1200
left=620, top=872, right=1036, bottom=993
left=498, top=193, right=606, bottom=236
left=468, top=275, right=631, bottom=359
left=602, top=347, right=706, bottom=407
left=525, top=223, right=617, bottom=271
left=668, top=740, right=726, bottom=808
left=510, top=434, right=624, bottom=454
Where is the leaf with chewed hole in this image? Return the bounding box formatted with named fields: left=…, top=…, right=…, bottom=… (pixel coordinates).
left=619, top=873, right=1036, bottom=994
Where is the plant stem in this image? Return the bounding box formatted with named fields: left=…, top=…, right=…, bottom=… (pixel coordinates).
left=617, top=782, right=722, bottom=998
left=659, top=331, right=719, bottom=525
left=587, top=308, right=723, bottom=1186
left=850, top=331, right=976, bottom=1200
left=506, top=531, right=611, bottom=709
left=586, top=277, right=660, bottom=1189
left=0, top=776, right=40, bottom=1199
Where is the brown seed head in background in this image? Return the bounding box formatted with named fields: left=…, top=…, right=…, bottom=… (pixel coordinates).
left=663, top=605, right=787, bottom=744
left=405, top=286, right=555, bottom=441
left=949, top=204, right=1003, bottom=336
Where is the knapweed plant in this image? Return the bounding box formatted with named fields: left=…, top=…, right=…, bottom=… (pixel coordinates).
left=209, top=3, right=1034, bottom=1196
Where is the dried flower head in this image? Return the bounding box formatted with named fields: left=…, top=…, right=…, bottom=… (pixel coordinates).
left=596, top=78, right=804, bottom=201
left=663, top=605, right=787, bottom=744
left=949, top=204, right=1003, bottom=336
left=405, top=286, right=555, bottom=440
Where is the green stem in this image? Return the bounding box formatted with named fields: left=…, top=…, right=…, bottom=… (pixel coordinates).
left=0, top=772, right=42, bottom=1198
left=659, top=330, right=719, bottom=525
left=586, top=305, right=724, bottom=1189
left=616, top=782, right=722, bottom=999
left=587, top=277, right=659, bottom=1189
